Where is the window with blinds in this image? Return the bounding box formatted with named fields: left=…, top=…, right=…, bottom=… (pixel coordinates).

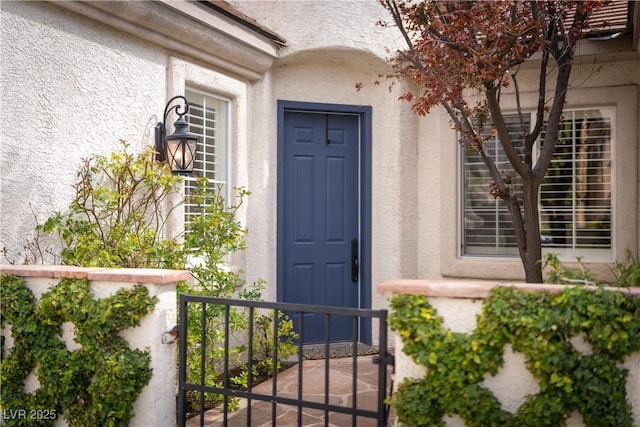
left=461, top=109, right=613, bottom=259
left=184, top=88, right=230, bottom=223
left=462, top=115, right=528, bottom=256
left=539, top=109, right=612, bottom=257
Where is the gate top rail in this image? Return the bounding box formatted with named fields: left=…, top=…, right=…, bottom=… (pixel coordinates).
left=179, top=293, right=388, bottom=318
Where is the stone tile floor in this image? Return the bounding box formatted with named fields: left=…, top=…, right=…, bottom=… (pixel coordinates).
left=186, top=355, right=394, bottom=427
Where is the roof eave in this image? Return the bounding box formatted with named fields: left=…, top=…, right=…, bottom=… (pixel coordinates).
left=198, top=0, right=287, bottom=47
left=51, top=0, right=281, bottom=82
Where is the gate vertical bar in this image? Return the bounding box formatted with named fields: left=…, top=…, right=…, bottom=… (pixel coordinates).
left=271, top=308, right=279, bottom=425
left=222, top=305, right=231, bottom=426
left=377, top=310, right=388, bottom=427
left=297, top=311, right=304, bottom=426
left=199, top=302, right=207, bottom=427
left=247, top=306, right=255, bottom=426
left=324, top=313, right=331, bottom=427
left=351, top=316, right=358, bottom=427
left=177, top=295, right=189, bottom=427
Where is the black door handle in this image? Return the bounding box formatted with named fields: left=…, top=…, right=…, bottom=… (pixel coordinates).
left=351, top=238, right=359, bottom=282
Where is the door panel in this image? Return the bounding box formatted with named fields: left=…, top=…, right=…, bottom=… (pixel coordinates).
left=281, top=111, right=360, bottom=343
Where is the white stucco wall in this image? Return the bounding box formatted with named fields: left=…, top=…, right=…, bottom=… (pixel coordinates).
left=227, top=0, right=401, bottom=57
left=0, top=1, right=257, bottom=269
left=1, top=1, right=167, bottom=260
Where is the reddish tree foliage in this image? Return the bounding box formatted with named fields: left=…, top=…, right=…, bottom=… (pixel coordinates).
left=381, top=0, right=605, bottom=282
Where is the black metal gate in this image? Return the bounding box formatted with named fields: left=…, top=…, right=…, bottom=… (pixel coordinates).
left=177, top=295, right=394, bottom=427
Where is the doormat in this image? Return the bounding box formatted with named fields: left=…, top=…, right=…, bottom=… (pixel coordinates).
left=302, top=343, right=379, bottom=360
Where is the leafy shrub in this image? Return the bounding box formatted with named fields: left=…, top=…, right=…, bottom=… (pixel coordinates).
left=612, top=250, right=640, bottom=287
left=1, top=274, right=157, bottom=427
left=543, top=252, right=640, bottom=287
left=178, top=178, right=298, bottom=411
left=36, top=141, right=184, bottom=269
left=4, top=142, right=297, bottom=415
left=542, top=253, right=601, bottom=285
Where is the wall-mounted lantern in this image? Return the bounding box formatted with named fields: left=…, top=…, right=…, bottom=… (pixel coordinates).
left=155, top=95, right=198, bottom=174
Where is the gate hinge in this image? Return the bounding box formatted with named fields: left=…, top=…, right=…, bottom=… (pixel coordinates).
left=372, top=354, right=395, bottom=366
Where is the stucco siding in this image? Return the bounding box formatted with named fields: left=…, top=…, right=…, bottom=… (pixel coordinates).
left=1, top=1, right=167, bottom=259
left=227, top=0, right=402, bottom=59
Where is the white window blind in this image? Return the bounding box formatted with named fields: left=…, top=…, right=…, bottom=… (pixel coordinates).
left=184, top=88, right=230, bottom=223
left=462, top=115, right=528, bottom=256
left=461, top=109, right=612, bottom=259
left=539, top=109, right=612, bottom=257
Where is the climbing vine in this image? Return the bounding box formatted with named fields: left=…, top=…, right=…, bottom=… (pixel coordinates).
left=1, top=274, right=158, bottom=426
left=389, top=286, right=640, bottom=427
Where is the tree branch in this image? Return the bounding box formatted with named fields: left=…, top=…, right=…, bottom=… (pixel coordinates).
left=484, top=83, right=529, bottom=178
left=510, top=68, right=535, bottom=167
left=384, top=1, right=418, bottom=61
left=443, top=101, right=510, bottom=198
left=527, top=47, right=550, bottom=155
left=533, top=58, right=573, bottom=184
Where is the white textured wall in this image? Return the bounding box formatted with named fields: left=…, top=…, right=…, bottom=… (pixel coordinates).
left=228, top=0, right=402, bottom=57
left=0, top=1, right=167, bottom=260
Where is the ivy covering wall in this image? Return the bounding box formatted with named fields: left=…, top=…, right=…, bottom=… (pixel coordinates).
left=389, top=286, right=640, bottom=427
left=1, top=274, right=158, bottom=427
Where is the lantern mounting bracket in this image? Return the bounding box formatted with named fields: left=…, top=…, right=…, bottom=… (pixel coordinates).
left=155, top=95, right=199, bottom=175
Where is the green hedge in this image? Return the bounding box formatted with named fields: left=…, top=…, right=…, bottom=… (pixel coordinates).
left=389, top=286, right=640, bottom=426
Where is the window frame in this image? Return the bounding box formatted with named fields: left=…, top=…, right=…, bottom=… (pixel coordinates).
left=460, top=113, right=530, bottom=258
left=184, top=87, right=233, bottom=219
left=459, top=107, right=615, bottom=262
left=441, top=85, right=637, bottom=281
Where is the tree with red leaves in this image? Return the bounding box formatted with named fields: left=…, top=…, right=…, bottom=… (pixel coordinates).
left=381, top=0, right=606, bottom=282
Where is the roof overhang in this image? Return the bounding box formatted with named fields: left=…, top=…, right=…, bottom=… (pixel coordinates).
left=51, top=0, right=284, bottom=82
left=582, top=0, right=638, bottom=55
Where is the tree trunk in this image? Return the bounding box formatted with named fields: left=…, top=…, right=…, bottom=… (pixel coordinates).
left=521, top=179, right=543, bottom=283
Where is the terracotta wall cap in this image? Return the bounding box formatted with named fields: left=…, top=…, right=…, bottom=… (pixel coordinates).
left=87, top=268, right=191, bottom=284
left=378, top=279, right=640, bottom=299
left=1, top=265, right=191, bottom=285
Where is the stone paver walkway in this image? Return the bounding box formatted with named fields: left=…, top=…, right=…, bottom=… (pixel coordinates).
left=186, top=355, right=393, bottom=427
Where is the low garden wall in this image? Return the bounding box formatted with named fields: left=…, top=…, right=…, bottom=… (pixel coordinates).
left=0, top=265, right=190, bottom=427
left=379, top=279, right=640, bottom=427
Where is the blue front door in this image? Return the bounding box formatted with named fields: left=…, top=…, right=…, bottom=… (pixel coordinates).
left=280, top=110, right=360, bottom=343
